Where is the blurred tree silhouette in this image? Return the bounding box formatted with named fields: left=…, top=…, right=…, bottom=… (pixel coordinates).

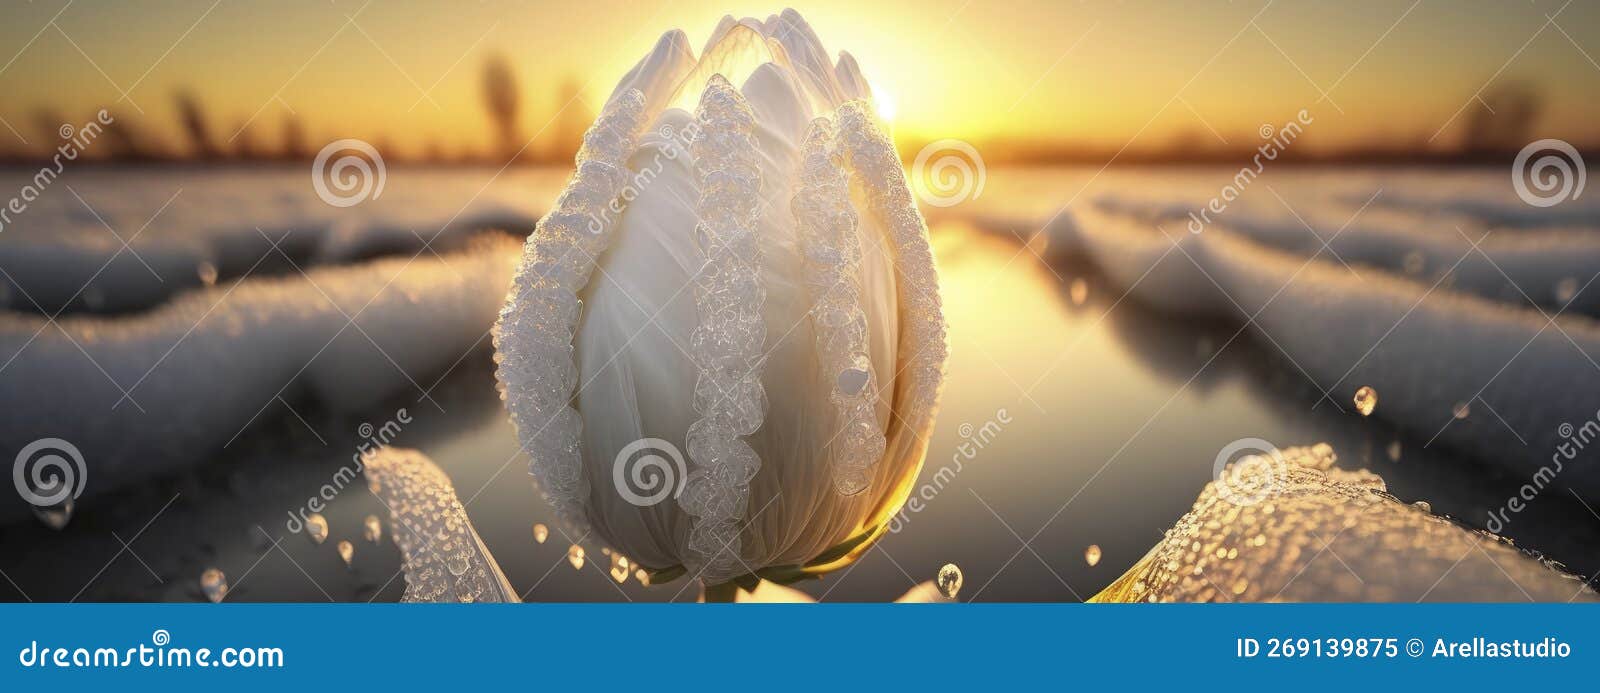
left=281, top=115, right=309, bottom=161
left=482, top=54, right=520, bottom=162
left=1462, top=81, right=1542, bottom=156
left=174, top=90, right=220, bottom=159
left=550, top=78, right=588, bottom=163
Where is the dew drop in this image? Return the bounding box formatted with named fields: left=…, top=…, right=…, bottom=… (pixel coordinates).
left=337, top=540, right=354, bottom=568
left=567, top=544, right=586, bottom=570
left=196, top=262, right=218, bottom=287
left=305, top=513, right=329, bottom=544
left=609, top=553, right=630, bottom=583
left=1452, top=401, right=1471, bottom=420
left=1555, top=277, right=1578, bottom=304
left=200, top=568, right=228, bottom=603
left=1386, top=440, right=1402, bottom=462
left=1412, top=500, right=1432, bottom=513
left=1069, top=278, right=1089, bottom=306
left=1084, top=544, right=1102, bottom=567
left=446, top=552, right=470, bottom=576
left=836, top=358, right=871, bottom=396
left=635, top=569, right=650, bottom=586
left=31, top=498, right=73, bottom=531
left=936, top=563, right=963, bottom=599
left=533, top=523, right=548, bottom=544
left=1403, top=251, right=1425, bottom=275
left=1353, top=386, right=1377, bottom=416
left=363, top=515, right=382, bottom=543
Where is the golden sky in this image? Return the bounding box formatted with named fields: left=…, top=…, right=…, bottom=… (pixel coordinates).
left=1, top=0, right=1597, bottom=158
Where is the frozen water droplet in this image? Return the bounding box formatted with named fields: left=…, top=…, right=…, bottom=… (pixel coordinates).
left=305, top=513, right=329, bottom=544
left=1386, top=440, right=1402, bottom=462
left=836, top=361, right=870, bottom=396
left=635, top=569, right=649, bottom=585
left=609, top=553, right=630, bottom=583
left=1069, top=278, right=1088, bottom=305
left=201, top=568, right=228, bottom=603
left=31, top=498, right=73, bottom=530
left=1452, top=401, right=1471, bottom=420
left=936, top=563, right=963, bottom=599
left=1412, top=500, right=1432, bottom=513
left=533, top=523, right=549, bottom=544
left=446, top=552, right=470, bottom=576
left=1084, top=544, right=1102, bottom=567
left=1353, top=386, right=1377, bottom=417
left=567, top=544, right=586, bottom=570
left=337, top=540, right=354, bottom=568
left=196, top=262, right=218, bottom=287
left=363, top=515, right=382, bottom=543
left=1555, top=277, right=1578, bottom=305
left=1403, top=251, right=1425, bottom=275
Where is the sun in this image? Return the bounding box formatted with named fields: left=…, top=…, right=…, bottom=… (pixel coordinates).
left=873, top=87, right=896, bottom=122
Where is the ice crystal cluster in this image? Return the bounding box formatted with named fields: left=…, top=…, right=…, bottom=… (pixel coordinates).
left=793, top=116, right=884, bottom=495
left=492, top=89, right=650, bottom=535
left=365, top=448, right=519, bottom=603
left=677, top=76, right=769, bottom=576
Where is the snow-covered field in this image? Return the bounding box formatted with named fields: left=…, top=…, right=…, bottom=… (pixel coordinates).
left=1, top=164, right=1597, bottom=601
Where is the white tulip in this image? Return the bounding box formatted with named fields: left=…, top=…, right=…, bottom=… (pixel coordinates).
left=492, top=10, right=947, bottom=593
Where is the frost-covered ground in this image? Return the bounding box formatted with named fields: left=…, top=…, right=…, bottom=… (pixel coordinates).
left=0, top=167, right=563, bottom=314
left=1, top=164, right=1597, bottom=602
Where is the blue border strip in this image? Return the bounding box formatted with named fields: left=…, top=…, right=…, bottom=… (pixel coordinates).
left=2, top=603, right=1596, bottom=689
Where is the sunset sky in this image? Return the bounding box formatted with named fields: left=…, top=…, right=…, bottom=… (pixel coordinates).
left=1, top=0, right=1597, bottom=159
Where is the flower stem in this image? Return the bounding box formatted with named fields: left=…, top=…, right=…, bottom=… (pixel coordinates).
left=701, top=581, right=739, bottom=603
